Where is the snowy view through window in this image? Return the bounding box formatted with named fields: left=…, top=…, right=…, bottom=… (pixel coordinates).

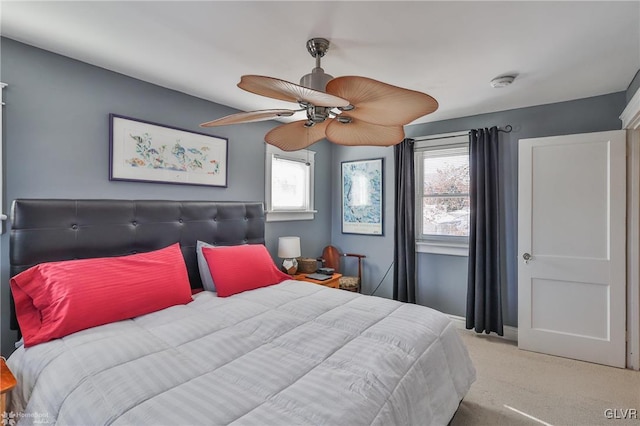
left=421, top=149, right=470, bottom=237
left=272, top=156, right=308, bottom=210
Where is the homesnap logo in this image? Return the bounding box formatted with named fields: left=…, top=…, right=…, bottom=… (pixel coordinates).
left=2, top=411, right=51, bottom=425
left=1, top=412, right=16, bottom=426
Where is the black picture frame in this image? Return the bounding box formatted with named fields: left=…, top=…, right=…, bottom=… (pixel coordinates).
left=109, top=114, right=228, bottom=187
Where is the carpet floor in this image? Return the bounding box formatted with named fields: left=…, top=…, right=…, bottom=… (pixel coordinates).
left=450, top=330, right=640, bottom=426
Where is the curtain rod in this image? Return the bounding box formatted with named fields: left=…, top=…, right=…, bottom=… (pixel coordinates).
left=410, top=124, right=512, bottom=143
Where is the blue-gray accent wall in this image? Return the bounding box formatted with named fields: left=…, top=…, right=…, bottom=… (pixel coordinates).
left=331, top=92, right=627, bottom=330
left=0, top=38, right=332, bottom=356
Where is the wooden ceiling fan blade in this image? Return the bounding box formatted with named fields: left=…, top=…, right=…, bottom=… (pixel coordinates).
left=265, top=120, right=330, bottom=151
left=200, top=109, right=295, bottom=127
left=239, top=75, right=350, bottom=108
left=326, top=116, right=405, bottom=146
left=326, top=76, right=438, bottom=126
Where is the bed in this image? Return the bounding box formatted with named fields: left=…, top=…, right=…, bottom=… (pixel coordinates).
left=6, top=199, right=475, bottom=426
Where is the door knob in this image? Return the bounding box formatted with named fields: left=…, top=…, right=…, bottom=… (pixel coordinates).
left=523, top=253, right=532, bottom=264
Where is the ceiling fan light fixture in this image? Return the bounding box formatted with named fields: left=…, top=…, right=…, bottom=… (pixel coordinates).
left=306, top=105, right=330, bottom=123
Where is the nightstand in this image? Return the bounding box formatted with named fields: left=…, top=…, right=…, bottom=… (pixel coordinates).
left=1, top=358, right=17, bottom=416
left=293, top=273, right=342, bottom=289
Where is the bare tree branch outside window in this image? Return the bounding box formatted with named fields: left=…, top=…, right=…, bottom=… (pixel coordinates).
left=421, top=152, right=470, bottom=237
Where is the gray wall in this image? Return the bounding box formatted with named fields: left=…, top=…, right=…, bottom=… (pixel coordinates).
left=332, top=92, right=627, bottom=328
left=0, top=38, right=332, bottom=356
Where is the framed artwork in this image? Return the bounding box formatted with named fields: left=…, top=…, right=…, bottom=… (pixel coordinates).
left=109, top=114, right=228, bottom=187
left=341, top=158, right=384, bottom=235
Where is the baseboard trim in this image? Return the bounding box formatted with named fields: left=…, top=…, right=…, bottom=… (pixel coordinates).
left=448, top=314, right=518, bottom=342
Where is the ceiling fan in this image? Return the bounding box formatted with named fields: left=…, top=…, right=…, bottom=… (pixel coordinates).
left=200, top=38, right=438, bottom=152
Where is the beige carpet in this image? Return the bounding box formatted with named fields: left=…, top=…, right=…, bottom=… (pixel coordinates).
left=450, top=330, right=640, bottom=426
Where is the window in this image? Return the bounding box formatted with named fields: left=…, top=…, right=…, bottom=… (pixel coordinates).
left=415, top=133, right=470, bottom=256
left=265, top=144, right=316, bottom=222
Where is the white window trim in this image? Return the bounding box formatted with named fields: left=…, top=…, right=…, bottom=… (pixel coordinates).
left=265, top=144, right=316, bottom=222
left=416, top=240, right=469, bottom=256
left=415, top=131, right=470, bottom=256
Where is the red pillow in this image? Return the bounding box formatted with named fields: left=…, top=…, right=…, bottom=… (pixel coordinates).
left=202, top=244, right=290, bottom=297
left=10, top=243, right=192, bottom=347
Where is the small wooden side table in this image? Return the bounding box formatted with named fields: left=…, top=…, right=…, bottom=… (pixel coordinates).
left=1, top=358, right=17, bottom=417
left=293, top=273, right=342, bottom=289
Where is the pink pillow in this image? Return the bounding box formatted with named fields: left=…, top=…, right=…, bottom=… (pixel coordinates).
left=201, top=244, right=290, bottom=297
left=11, top=243, right=192, bottom=347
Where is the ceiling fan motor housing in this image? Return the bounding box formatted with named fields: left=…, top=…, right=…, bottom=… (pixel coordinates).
left=300, top=67, right=334, bottom=92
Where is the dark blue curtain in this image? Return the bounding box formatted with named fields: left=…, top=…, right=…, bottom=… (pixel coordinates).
left=466, top=127, right=503, bottom=335
left=393, top=139, right=416, bottom=303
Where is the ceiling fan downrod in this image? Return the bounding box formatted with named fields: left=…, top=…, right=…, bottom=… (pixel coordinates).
left=300, top=38, right=334, bottom=93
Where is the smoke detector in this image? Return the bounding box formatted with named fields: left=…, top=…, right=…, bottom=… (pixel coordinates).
left=490, top=75, right=516, bottom=88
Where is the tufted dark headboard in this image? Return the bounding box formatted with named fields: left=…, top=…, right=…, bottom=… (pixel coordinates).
left=9, top=199, right=265, bottom=331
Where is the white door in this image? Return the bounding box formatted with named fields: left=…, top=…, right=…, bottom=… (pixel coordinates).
left=518, top=130, right=626, bottom=368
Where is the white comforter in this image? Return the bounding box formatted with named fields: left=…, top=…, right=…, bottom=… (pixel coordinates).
left=8, top=280, right=475, bottom=426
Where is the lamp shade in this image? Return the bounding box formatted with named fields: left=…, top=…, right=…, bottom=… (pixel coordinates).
left=278, top=236, right=301, bottom=258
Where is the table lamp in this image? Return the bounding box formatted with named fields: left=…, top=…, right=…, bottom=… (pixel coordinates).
left=278, top=236, right=301, bottom=275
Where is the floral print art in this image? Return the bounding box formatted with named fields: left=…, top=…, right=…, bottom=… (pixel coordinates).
left=126, top=133, right=221, bottom=175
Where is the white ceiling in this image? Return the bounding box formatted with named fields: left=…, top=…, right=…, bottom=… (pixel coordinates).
left=2, top=1, right=639, bottom=125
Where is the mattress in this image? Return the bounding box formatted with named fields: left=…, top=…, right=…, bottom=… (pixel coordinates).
left=7, top=280, right=475, bottom=426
